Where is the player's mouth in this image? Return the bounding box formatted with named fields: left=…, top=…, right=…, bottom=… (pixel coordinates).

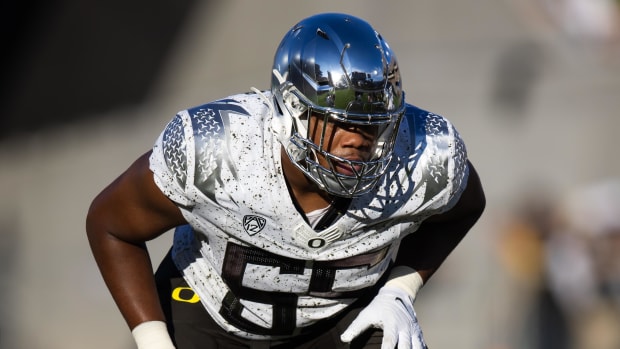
left=333, top=160, right=363, bottom=176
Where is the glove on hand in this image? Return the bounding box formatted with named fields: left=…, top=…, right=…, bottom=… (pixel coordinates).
left=340, top=285, right=427, bottom=349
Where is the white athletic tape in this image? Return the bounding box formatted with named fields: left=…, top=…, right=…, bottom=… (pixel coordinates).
left=384, top=266, right=424, bottom=301
left=131, top=321, right=176, bottom=349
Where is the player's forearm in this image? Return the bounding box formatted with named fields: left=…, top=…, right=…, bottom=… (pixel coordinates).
left=395, top=163, right=485, bottom=283
left=86, top=227, right=166, bottom=329
left=394, top=218, right=474, bottom=283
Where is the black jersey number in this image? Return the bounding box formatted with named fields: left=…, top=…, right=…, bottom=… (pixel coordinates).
left=219, top=242, right=389, bottom=336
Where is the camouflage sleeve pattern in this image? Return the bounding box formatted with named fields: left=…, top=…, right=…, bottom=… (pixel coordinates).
left=426, top=111, right=469, bottom=212
left=405, top=107, right=470, bottom=218
left=149, top=113, right=193, bottom=207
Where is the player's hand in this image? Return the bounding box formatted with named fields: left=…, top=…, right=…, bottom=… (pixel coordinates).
left=340, top=286, right=427, bottom=349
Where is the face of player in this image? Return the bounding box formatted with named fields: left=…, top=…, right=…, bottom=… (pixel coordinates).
left=307, top=113, right=379, bottom=177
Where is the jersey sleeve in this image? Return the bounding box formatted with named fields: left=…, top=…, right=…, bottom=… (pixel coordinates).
left=430, top=115, right=469, bottom=213
left=444, top=122, right=469, bottom=209
left=407, top=107, right=470, bottom=218
left=149, top=112, right=194, bottom=208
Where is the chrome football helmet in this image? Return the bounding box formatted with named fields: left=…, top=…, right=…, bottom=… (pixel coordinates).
left=271, top=13, right=405, bottom=197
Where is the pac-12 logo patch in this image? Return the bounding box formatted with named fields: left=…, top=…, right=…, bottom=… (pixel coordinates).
left=243, top=215, right=266, bottom=236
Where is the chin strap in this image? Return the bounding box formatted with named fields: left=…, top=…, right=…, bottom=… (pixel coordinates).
left=250, top=86, right=276, bottom=116
left=271, top=69, right=309, bottom=136
left=252, top=85, right=289, bottom=143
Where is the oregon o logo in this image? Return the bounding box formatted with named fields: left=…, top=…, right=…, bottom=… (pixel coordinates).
left=307, top=238, right=326, bottom=248
left=172, top=287, right=200, bottom=303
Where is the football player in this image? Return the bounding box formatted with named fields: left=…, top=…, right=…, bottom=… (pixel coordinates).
left=87, top=12, right=485, bottom=349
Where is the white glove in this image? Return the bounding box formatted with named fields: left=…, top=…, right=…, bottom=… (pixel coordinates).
left=131, top=321, right=176, bottom=349
left=341, top=268, right=427, bottom=349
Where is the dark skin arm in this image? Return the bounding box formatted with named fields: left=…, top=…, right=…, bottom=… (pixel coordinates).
left=394, top=161, right=486, bottom=283
left=86, top=151, right=187, bottom=329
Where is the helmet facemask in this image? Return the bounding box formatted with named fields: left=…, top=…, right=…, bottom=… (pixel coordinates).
left=271, top=13, right=405, bottom=197
left=292, top=108, right=403, bottom=198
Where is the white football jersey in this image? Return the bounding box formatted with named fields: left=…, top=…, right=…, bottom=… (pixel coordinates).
left=149, top=91, right=469, bottom=339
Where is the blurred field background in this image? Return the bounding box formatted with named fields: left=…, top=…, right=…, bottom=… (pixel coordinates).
left=1, top=1, right=620, bottom=348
